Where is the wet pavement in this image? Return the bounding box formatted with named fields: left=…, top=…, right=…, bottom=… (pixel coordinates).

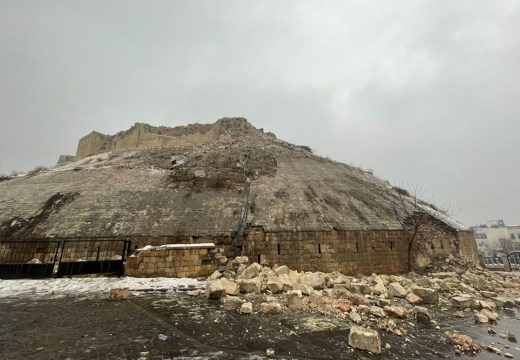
left=0, top=290, right=519, bottom=359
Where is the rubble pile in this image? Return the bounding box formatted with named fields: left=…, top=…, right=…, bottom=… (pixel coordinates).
left=201, top=256, right=520, bottom=356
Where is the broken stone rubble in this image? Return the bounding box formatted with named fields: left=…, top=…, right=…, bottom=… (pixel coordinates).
left=201, top=256, right=520, bottom=356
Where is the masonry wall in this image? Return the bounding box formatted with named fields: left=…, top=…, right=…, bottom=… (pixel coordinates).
left=413, top=218, right=478, bottom=269
left=124, top=245, right=220, bottom=278
left=75, top=123, right=221, bottom=160
left=242, top=229, right=410, bottom=274
left=457, top=230, right=480, bottom=264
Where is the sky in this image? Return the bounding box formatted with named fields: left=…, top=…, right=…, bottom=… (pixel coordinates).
left=1, top=0, right=519, bottom=226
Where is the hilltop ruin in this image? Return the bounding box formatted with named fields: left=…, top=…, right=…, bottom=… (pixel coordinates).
left=0, top=117, right=478, bottom=274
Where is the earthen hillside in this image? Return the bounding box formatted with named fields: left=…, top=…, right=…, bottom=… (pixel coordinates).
left=0, top=118, right=478, bottom=272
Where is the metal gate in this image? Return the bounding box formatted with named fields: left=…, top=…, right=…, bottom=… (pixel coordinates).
left=56, top=239, right=131, bottom=277
left=0, top=241, right=60, bottom=279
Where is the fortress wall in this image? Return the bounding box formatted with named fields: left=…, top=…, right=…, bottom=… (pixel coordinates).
left=243, top=229, right=410, bottom=274
left=76, top=132, right=109, bottom=159
left=75, top=123, right=222, bottom=160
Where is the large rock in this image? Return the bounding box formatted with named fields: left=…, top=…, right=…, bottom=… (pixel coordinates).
left=240, top=302, right=253, bottom=314
left=480, top=309, right=498, bottom=321
left=383, top=306, right=408, bottom=319
left=299, top=272, right=326, bottom=289
left=406, top=293, right=422, bottom=305
left=287, top=290, right=304, bottom=309
left=350, top=293, right=369, bottom=306
left=474, top=313, right=488, bottom=324
left=220, top=278, right=240, bottom=296
left=369, top=306, right=386, bottom=318
left=514, top=298, right=520, bottom=306
left=350, top=283, right=372, bottom=295
left=238, top=278, right=262, bottom=294
left=309, top=290, right=324, bottom=305
left=237, top=263, right=261, bottom=280
left=451, top=295, right=474, bottom=309
left=372, top=282, right=386, bottom=295
left=233, top=256, right=250, bottom=265
left=108, top=287, right=129, bottom=301
left=206, top=280, right=225, bottom=300
left=274, top=265, right=290, bottom=276
left=208, top=270, right=223, bottom=280
left=326, top=273, right=350, bottom=288
left=264, top=273, right=284, bottom=294
left=479, top=290, right=497, bottom=298
left=293, top=283, right=313, bottom=295
left=348, top=326, right=381, bottom=354
left=349, top=311, right=363, bottom=324
left=260, top=302, right=282, bottom=314
left=221, top=296, right=244, bottom=311
left=412, top=287, right=438, bottom=304
left=288, top=270, right=302, bottom=284
left=387, top=282, right=407, bottom=298
left=278, top=274, right=294, bottom=292
left=413, top=306, right=431, bottom=325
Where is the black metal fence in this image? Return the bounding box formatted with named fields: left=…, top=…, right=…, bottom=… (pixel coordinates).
left=56, top=239, right=131, bottom=277
left=0, top=241, right=60, bottom=279
left=0, top=239, right=131, bottom=279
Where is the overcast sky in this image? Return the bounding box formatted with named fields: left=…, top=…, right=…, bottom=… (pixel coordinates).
left=1, top=1, right=519, bottom=226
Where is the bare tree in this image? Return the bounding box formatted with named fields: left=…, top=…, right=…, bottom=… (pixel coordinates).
left=391, top=183, right=447, bottom=272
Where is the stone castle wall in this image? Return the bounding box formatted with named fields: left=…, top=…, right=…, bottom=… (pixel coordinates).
left=243, top=224, right=478, bottom=275
left=242, top=228, right=410, bottom=274
left=124, top=244, right=220, bottom=278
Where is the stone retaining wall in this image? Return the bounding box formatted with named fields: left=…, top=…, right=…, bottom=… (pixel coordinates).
left=243, top=228, right=410, bottom=274
left=124, top=243, right=221, bottom=278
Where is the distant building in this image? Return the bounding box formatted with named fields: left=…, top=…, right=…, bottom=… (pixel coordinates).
left=471, top=220, right=520, bottom=269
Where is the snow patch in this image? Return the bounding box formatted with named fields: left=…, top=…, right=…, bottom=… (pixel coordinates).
left=0, top=277, right=206, bottom=300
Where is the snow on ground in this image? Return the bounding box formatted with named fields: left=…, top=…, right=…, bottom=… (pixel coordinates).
left=0, top=277, right=206, bottom=300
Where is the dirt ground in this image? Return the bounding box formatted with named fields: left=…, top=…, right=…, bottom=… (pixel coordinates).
left=0, top=289, right=518, bottom=360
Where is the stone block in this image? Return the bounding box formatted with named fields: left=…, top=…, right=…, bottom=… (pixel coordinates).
left=108, top=287, right=129, bottom=301
left=348, top=326, right=381, bottom=354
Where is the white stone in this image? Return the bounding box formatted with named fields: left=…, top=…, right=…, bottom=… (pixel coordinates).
left=206, top=280, right=225, bottom=300
left=299, top=272, right=326, bottom=289
left=309, top=290, right=324, bottom=305
left=240, top=302, right=253, bottom=314
left=372, top=282, right=386, bottom=295
left=387, top=282, right=407, bottom=298
left=348, top=326, right=381, bottom=354
left=412, top=287, right=438, bottom=304
left=287, top=290, right=304, bottom=309
left=451, top=295, right=474, bottom=309
left=108, top=287, right=129, bottom=301
left=349, top=311, right=362, bottom=324
left=293, top=283, right=313, bottom=295
left=260, top=302, right=282, bottom=314
left=406, top=293, right=422, bottom=305
left=238, top=278, right=262, bottom=294
left=369, top=306, right=386, bottom=318
left=194, top=170, right=206, bottom=178
left=237, top=263, right=260, bottom=280
left=274, top=265, right=290, bottom=276
left=220, top=278, right=240, bottom=296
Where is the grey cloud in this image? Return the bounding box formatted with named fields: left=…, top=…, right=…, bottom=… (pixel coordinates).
left=1, top=0, right=519, bottom=225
